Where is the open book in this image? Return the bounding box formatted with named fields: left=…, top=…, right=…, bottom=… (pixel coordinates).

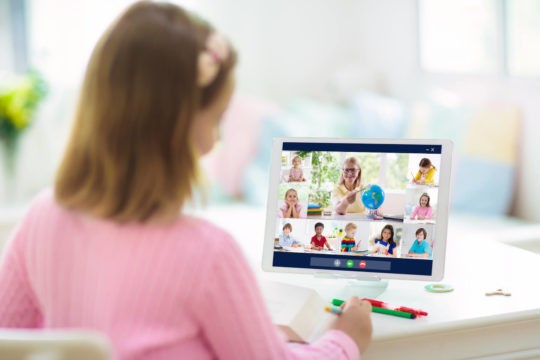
left=260, top=280, right=331, bottom=343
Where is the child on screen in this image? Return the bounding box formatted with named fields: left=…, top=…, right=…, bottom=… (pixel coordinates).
left=289, top=155, right=306, bottom=182
left=311, top=222, right=333, bottom=250
left=0, top=2, right=372, bottom=359
left=410, top=193, right=433, bottom=220
left=280, top=188, right=304, bottom=218
left=278, top=223, right=302, bottom=248
left=413, top=158, right=437, bottom=185
left=341, top=222, right=359, bottom=252
left=407, top=228, right=433, bottom=258
left=371, top=224, right=397, bottom=257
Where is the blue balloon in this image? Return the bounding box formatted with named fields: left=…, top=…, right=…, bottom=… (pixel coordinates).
left=361, top=184, right=385, bottom=210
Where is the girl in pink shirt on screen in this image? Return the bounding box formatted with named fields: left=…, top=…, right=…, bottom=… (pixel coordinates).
left=289, top=155, right=306, bottom=182
left=280, top=188, right=305, bottom=218
left=410, top=192, right=433, bottom=220
left=0, top=2, right=372, bottom=359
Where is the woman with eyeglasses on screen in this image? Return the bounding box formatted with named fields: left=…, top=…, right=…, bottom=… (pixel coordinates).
left=332, top=157, right=367, bottom=215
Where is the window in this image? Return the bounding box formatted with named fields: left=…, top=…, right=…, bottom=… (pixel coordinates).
left=418, top=0, right=540, bottom=77
left=0, top=0, right=28, bottom=73
left=506, top=0, right=540, bottom=76
left=419, top=0, right=499, bottom=74
left=385, top=153, right=408, bottom=191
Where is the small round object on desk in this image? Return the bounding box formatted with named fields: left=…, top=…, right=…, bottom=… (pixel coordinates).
left=425, top=283, right=454, bottom=293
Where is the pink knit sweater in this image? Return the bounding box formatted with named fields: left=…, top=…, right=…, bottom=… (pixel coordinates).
left=0, top=190, right=359, bottom=359
left=410, top=205, right=432, bottom=220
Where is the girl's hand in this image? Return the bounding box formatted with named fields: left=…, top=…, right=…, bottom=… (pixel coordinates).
left=418, top=215, right=425, bottom=220
left=331, top=297, right=372, bottom=354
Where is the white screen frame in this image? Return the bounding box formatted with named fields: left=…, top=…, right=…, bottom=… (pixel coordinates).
left=261, top=137, right=453, bottom=281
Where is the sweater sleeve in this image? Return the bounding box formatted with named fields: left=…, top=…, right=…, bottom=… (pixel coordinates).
left=0, top=214, right=43, bottom=328
left=191, top=233, right=360, bottom=360
left=425, top=206, right=433, bottom=219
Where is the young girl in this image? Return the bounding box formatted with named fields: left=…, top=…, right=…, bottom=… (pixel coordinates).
left=289, top=155, right=305, bottom=182
left=413, top=158, right=437, bottom=185
left=410, top=192, right=433, bottom=220
left=371, top=224, right=397, bottom=257
left=341, top=222, right=359, bottom=252
left=280, top=188, right=304, bottom=218
left=0, top=2, right=372, bottom=359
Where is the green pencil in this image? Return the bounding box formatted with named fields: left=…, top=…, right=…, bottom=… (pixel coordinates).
left=372, top=306, right=416, bottom=319
left=330, top=298, right=416, bottom=319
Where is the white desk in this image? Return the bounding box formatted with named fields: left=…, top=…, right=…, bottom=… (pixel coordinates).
left=261, top=238, right=540, bottom=359
left=2, top=204, right=540, bottom=359
left=359, top=236, right=540, bottom=359
left=198, top=205, right=540, bottom=360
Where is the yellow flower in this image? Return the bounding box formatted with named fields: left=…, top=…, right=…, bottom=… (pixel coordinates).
left=0, top=71, right=46, bottom=136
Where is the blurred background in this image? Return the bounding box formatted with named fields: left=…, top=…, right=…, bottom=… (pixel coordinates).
left=1, top=0, right=540, bottom=229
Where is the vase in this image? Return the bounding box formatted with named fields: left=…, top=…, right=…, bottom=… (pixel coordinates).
left=0, top=136, right=20, bottom=205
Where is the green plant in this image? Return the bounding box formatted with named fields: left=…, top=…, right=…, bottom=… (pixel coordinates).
left=297, top=151, right=340, bottom=208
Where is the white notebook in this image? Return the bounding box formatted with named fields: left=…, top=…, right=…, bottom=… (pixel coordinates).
left=260, top=280, right=332, bottom=343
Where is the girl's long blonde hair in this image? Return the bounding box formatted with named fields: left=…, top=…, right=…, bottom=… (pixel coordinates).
left=55, top=1, right=236, bottom=222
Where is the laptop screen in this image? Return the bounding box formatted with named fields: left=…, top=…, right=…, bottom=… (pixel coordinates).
left=262, top=138, right=452, bottom=280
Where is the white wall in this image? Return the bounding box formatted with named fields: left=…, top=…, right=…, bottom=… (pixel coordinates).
left=201, top=0, right=377, bottom=102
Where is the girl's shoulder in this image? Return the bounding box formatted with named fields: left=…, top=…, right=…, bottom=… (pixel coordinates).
left=171, top=215, right=233, bottom=244
left=24, top=188, right=66, bottom=221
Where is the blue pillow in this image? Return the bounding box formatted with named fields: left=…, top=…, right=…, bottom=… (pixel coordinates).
left=406, top=99, right=520, bottom=217
left=348, top=92, right=408, bottom=138
left=451, top=157, right=514, bottom=215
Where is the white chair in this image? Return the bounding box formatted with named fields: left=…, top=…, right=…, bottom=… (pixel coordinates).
left=0, top=330, right=111, bottom=360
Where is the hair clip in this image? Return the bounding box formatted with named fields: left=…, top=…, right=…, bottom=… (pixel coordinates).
left=197, top=32, right=229, bottom=87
